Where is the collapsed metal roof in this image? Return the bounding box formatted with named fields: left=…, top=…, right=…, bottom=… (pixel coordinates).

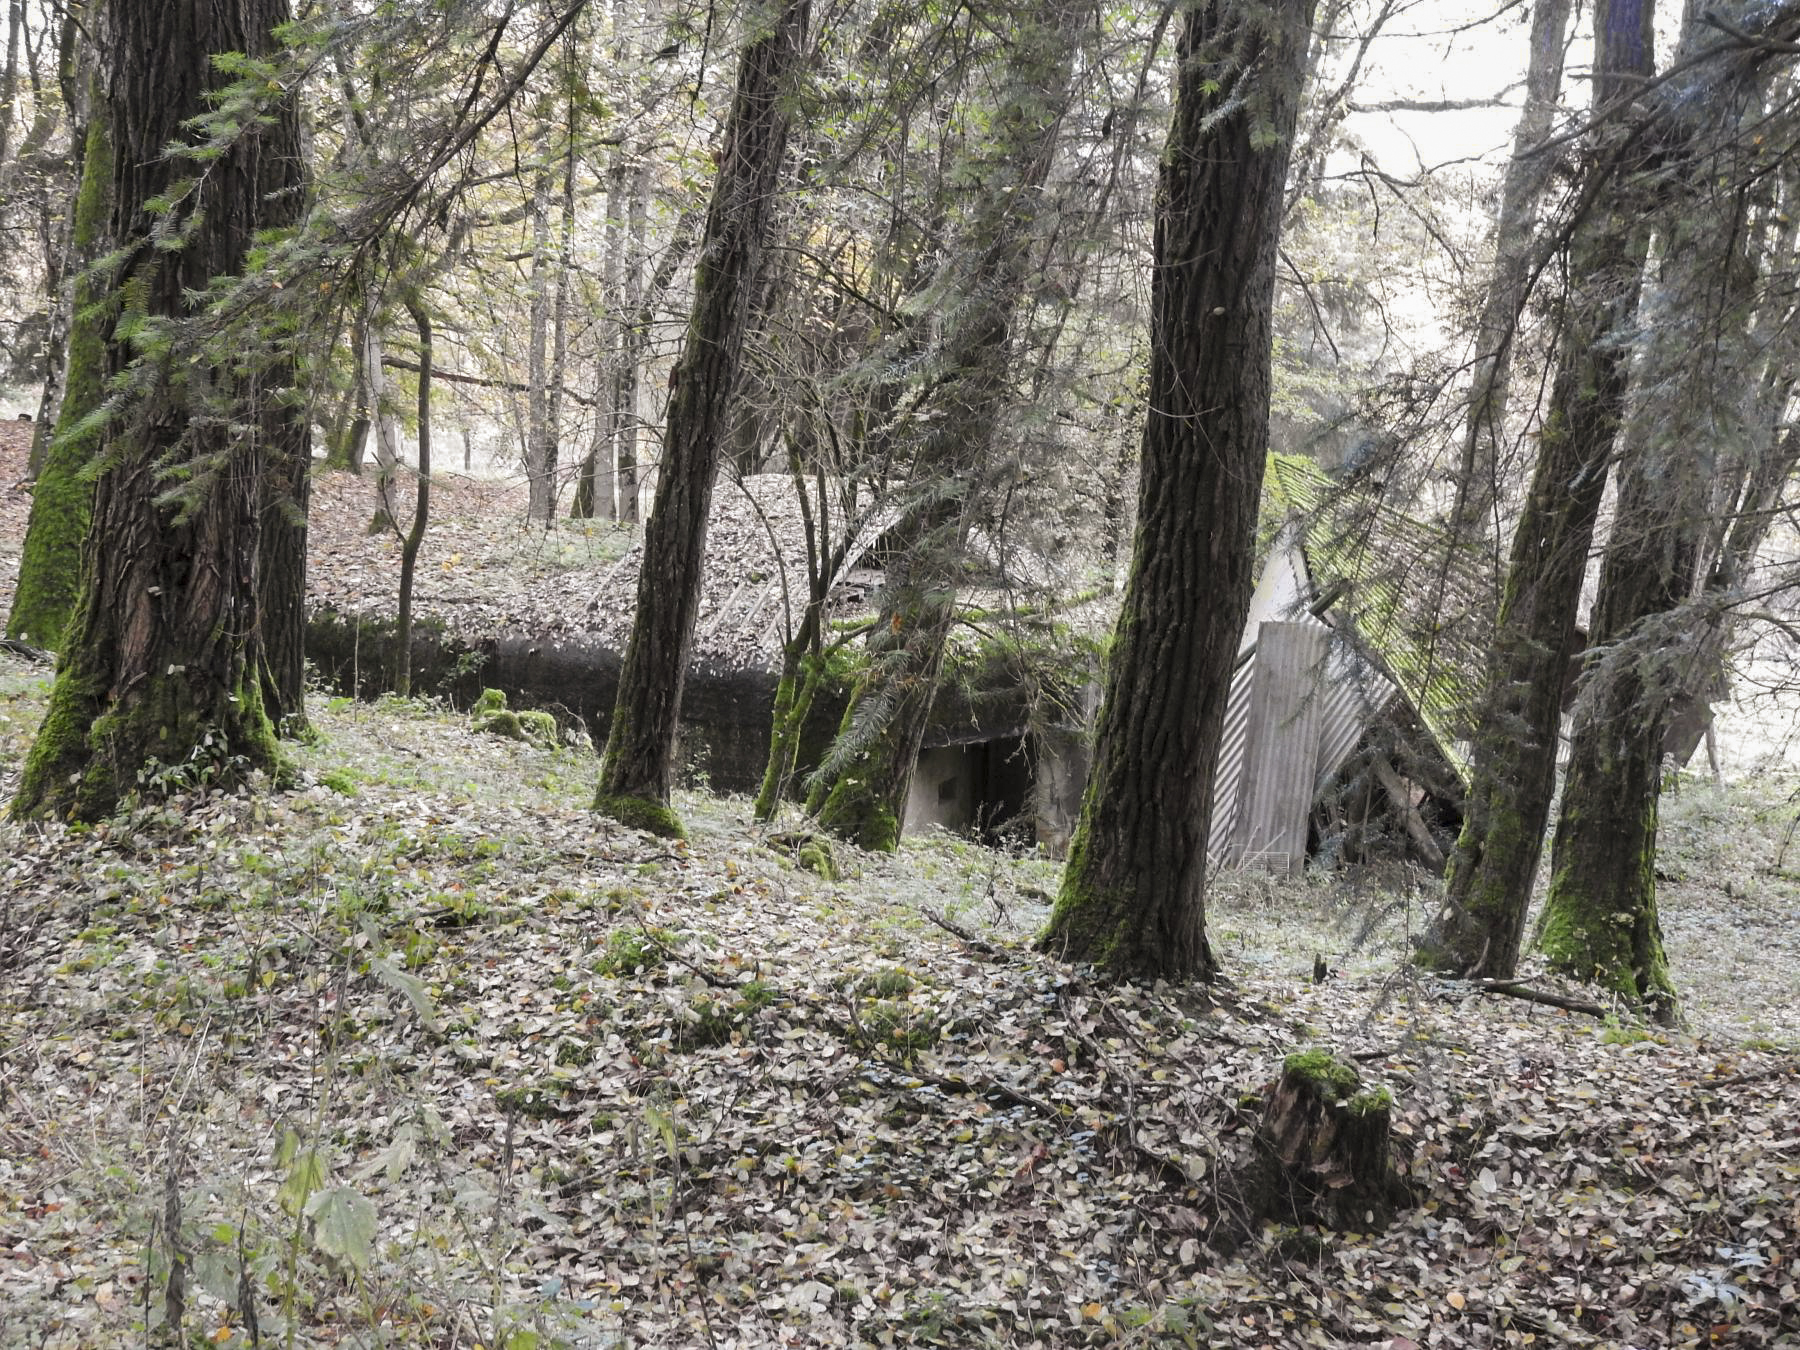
left=1207, top=456, right=1489, bottom=868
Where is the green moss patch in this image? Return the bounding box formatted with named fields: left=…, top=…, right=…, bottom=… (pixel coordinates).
left=596, top=791, right=688, bottom=840
left=469, top=688, right=560, bottom=750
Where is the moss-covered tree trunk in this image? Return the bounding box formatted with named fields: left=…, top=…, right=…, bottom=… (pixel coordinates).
left=1538, top=444, right=1698, bottom=1023
left=6, top=103, right=111, bottom=649
left=1038, top=0, right=1311, bottom=981
left=325, top=312, right=372, bottom=473
left=1538, top=4, right=1775, bottom=1024
left=804, top=0, right=1087, bottom=851
left=754, top=572, right=831, bottom=824
left=10, top=0, right=304, bottom=821
left=1420, top=0, right=1655, bottom=980
left=595, top=0, right=809, bottom=837
left=808, top=548, right=957, bottom=851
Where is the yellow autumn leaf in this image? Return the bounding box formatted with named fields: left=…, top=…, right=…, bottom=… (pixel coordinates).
left=1447, top=1290, right=1467, bottom=1310
left=1081, top=1302, right=1103, bottom=1321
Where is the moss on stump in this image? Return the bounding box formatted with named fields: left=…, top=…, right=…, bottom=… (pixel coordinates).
left=1231, top=1048, right=1410, bottom=1241
left=768, top=830, right=841, bottom=880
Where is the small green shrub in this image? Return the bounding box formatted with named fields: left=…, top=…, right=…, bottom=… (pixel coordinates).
left=862, top=1000, right=940, bottom=1060
left=318, top=767, right=359, bottom=796
left=594, top=928, right=673, bottom=976
left=672, top=980, right=781, bottom=1051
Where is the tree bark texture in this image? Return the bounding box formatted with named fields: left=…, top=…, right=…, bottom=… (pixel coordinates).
left=571, top=151, right=631, bottom=522
left=595, top=0, right=809, bottom=832
left=806, top=0, right=1088, bottom=852
left=1240, top=1050, right=1408, bottom=1234
left=11, top=0, right=306, bottom=821
left=259, top=410, right=312, bottom=736
left=1039, top=0, right=1313, bottom=980
left=1422, top=0, right=1656, bottom=980
left=13, top=5, right=78, bottom=480
left=1451, top=0, right=1573, bottom=544
left=394, top=297, right=433, bottom=700
left=1539, top=2, right=1774, bottom=1023
left=525, top=166, right=557, bottom=522
left=366, top=322, right=400, bottom=530
left=613, top=165, right=653, bottom=523
left=545, top=129, right=577, bottom=515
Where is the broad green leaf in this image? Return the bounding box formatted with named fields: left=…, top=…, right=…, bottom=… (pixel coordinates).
left=305, top=1186, right=377, bottom=1271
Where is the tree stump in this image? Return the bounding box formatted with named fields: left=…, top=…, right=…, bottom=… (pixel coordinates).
left=1249, top=1049, right=1409, bottom=1232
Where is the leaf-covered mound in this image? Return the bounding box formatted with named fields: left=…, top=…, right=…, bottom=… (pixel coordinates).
left=1, top=654, right=1797, bottom=1349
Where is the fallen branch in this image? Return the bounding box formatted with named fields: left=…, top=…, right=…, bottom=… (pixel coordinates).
left=1059, top=989, right=1195, bottom=1189
left=1467, top=978, right=1608, bottom=1018
left=633, top=918, right=737, bottom=989
left=918, top=905, right=1000, bottom=956
left=1696, top=1061, right=1800, bottom=1089
left=0, top=638, right=53, bottom=665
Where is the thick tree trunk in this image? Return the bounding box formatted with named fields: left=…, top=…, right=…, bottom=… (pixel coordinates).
left=805, top=0, right=1087, bottom=851
left=1421, top=0, right=1656, bottom=980
left=594, top=0, right=810, bottom=835
left=259, top=412, right=312, bottom=736
left=1039, top=0, right=1312, bottom=981
left=12, top=0, right=305, bottom=822
left=7, top=103, right=109, bottom=648
left=1451, top=0, right=1574, bottom=543
left=1539, top=4, right=1772, bottom=1023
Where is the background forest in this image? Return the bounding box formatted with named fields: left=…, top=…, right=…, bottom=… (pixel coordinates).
left=2, top=0, right=1800, bottom=1345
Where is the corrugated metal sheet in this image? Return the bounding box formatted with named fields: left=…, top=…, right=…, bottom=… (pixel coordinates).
left=1267, top=454, right=1488, bottom=782
left=1230, top=622, right=1330, bottom=872
left=1207, top=533, right=1405, bottom=868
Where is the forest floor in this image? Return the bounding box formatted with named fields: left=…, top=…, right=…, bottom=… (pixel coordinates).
left=2, top=653, right=1799, bottom=1349
left=4, top=434, right=1800, bottom=1347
